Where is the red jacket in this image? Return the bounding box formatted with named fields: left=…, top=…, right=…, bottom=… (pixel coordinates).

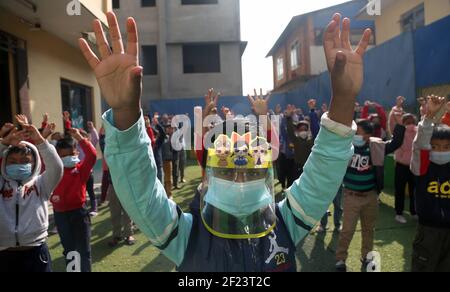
left=64, top=119, right=72, bottom=131
left=442, top=112, right=450, bottom=127
left=51, top=139, right=97, bottom=212
left=362, top=103, right=387, bottom=138
left=146, top=126, right=156, bottom=149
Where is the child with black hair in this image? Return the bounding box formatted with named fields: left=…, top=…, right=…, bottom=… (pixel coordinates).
left=335, top=118, right=405, bottom=272
left=51, top=128, right=97, bottom=272
left=0, top=124, right=63, bottom=272
left=410, top=96, right=450, bottom=272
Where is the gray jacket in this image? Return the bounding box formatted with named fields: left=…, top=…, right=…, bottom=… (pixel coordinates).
left=0, top=141, right=63, bottom=248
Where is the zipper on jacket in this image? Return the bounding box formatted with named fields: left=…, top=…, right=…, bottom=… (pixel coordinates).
left=15, top=185, right=22, bottom=247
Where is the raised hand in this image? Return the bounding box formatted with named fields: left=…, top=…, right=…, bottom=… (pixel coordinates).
left=42, top=123, right=56, bottom=140
left=324, top=14, right=372, bottom=127
left=203, top=88, right=220, bottom=119
left=63, top=111, right=70, bottom=120
left=43, top=113, right=49, bottom=123
left=2, top=128, right=28, bottom=148
left=15, top=114, right=29, bottom=127
left=221, top=106, right=234, bottom=119
left=68, top=128, right=84, bottom=142
left=79, top=12, right=142, bottom=130
left=247, top=89, right=271, bottom=116
left=0, top=123, right=15, bottom=138
left=425, top=95, right=447, bottom=119
left=22, top=124, right=45, bottom=145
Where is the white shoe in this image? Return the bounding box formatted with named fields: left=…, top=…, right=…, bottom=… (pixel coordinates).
left=316, top=226, right=327, bottom=233
left=395, top=215, right=407, bottom=224
left=336, top=260, right=347, bottom=272
left=89, top=211, right=98, bottom=217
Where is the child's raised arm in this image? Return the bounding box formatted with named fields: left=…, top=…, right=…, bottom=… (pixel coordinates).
left=79, top=12, right=192, bottom=266
left=411, top=96, right=447, bottom=176
left=279, top=14, right=371, bottom=245
left=23, top=125, right=63, bottom=199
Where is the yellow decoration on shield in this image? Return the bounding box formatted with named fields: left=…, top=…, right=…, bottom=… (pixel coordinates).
left=207, top=132, right=272, bottom=169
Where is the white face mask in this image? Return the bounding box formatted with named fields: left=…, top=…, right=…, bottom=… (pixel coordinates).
left=205, top=177, right=273, bottom=219
left=295, top=131, right=309, bottom=139
left=430, top=151, right=450, bottom=165
left=353, top=135, right=367, bottom=147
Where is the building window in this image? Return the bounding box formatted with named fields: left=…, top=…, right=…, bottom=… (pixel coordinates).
left=142, top=45, right=158, bottom=75
left=290, top=41, right=300, bottom=70
left=61, top=79, right=93, bottom=130
left=401, top=4, right=425, bottom=32
left=141, top=0, right=156, bottom=7
left=277, top=56, right=284, bottom=81
left=183, top=44, right=221, bottom=74
left=181, top=0, right=218, bottom=5
left=112, top=0, right=120, bottom=9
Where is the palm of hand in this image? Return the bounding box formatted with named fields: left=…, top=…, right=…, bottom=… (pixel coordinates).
left=253, top=99, right=268, bottom=116
left=95, top=54, right=139, bottom=110
left=326, top=48, right=364, bottom=98
left=323, top=14, right=371, bottom=100
left=427, top=97, right=446, bottom=116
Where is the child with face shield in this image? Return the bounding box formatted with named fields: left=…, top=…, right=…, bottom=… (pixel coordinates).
left=410, top=96, right=450, bottom=272
left=0, top=124, right=63, bottom=272
left=79, top=12, right=372, bottom=271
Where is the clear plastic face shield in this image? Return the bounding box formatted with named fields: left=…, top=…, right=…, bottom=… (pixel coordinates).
left=201, top=119, right=276, bottom=239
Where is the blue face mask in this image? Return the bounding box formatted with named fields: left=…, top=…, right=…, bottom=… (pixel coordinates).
left=353, top=135, right=367, bottom=147
left=430, top=151, right=450, bottom=165
left=205, top=176, right=273, bottom=218
left=6, top=164, right=33, bottom=182
left=62, top=156, right=80, bottom=168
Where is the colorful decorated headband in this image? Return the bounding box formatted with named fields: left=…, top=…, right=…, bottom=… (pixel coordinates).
left=207, top=132, right=273, bottom=169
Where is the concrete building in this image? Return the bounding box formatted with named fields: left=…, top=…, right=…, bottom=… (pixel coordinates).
left=357, top=0, right=450, bottom=45
left=0, top=0, right=112, bottom=131
left=266, top=0, right=375, bottom=93
left=113, top=0, right=246, bottom=110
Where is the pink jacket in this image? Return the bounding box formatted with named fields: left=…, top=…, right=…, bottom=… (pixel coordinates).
left=394, top=125, right=417, bottom=166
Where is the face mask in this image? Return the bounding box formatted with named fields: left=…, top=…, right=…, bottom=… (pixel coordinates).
left=353, top=135, right=367, bottom=147
left=205, top=176, right=273, bottom=219
left=429, top=151, right=450, bottom=165
left=62, top=156, right=80, bottom=168
left=295, top=131, right=309, bottom=139
left=6, top=164, right=33, bottom=182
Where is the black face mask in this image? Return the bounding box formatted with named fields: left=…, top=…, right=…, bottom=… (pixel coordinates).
left=373, top=123, right=381, bottom=130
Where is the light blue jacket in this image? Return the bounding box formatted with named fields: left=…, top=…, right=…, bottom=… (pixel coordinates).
left=103, top=110, right=354, bottom=267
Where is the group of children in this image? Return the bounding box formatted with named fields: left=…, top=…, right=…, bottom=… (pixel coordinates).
left=144, top=113, right=188, bottom=199
left=0, top=112, right=128, bottom=272
left=339, top=96, right=449, bottom=272
left=269, top=95, right=450, bottom=272
left=0, top=95, right=448, bottom=272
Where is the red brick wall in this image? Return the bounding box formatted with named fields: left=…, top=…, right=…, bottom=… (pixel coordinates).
left=273, top=16, right=315, bottom=90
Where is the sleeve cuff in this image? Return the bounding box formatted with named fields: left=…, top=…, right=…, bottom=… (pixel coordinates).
left=321, top=112, right=357, bottom=138
left=102, top=109, right=150, bottom=155
left=422, top=117, right=433, bottom=127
